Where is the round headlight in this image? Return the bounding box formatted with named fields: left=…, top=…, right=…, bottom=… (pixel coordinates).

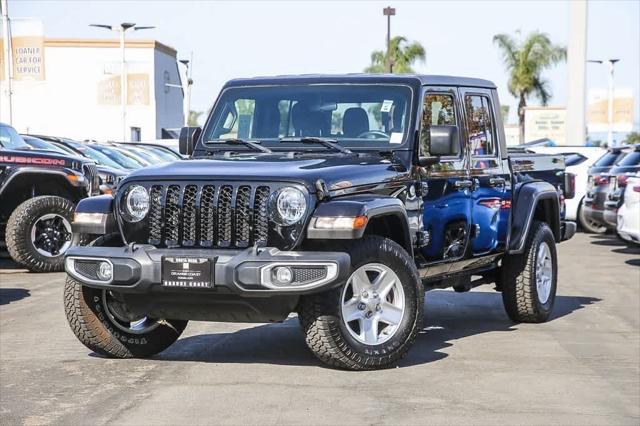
left=124, top=185, right=149, bottom=222
left=274, top=187, right=306, bottom=225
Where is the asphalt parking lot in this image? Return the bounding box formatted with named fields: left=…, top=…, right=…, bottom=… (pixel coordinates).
left=1, top=232, right=638, bottom=425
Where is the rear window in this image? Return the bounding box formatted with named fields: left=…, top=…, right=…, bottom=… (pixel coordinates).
left=593, top=151, right=623, bottom=167
left=563, top=153, right=587, bottom=167
left=616, top=151, right=640, bottom=167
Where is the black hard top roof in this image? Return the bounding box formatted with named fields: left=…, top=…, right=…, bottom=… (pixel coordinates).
left=225, top=74, right=496, bottom=89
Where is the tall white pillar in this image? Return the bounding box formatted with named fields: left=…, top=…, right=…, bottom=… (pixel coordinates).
left=566, top=0, right=588, bottom=146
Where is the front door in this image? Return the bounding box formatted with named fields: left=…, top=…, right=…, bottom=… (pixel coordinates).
left=459, top=88, right=511, bottom=255
left=418, top=87, right=473, bottom=266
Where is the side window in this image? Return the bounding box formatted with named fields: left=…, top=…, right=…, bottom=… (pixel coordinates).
left=419, top=93, right=456, bottom=155
left=464, top=95, right=495, bottom=156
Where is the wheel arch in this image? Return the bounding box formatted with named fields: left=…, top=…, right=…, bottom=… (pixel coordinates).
left=0, top=171, right=82, bottom=221
left=508, top=181, right=560, bottom=254
left=306, top=195, right=413, bottom=256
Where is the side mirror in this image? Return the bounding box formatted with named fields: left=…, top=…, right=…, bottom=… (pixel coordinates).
left=429, top=125, right=459, bottom=156
left=179, top=126, right=202, bottom=156
left=417, top=125, right=460, bottom=167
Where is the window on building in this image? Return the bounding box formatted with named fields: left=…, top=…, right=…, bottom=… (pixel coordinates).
left=464, top=95, right=496, bottom=156
left=130, top=127, right=141, bottom=142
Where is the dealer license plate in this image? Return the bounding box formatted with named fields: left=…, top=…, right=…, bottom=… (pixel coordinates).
left=162, top=257, right=213, bottom=288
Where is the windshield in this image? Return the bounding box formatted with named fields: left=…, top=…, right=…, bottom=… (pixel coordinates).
left=593, top=151, right=623, bottom=167
left=0, top=125, right=29, bottom=149
left=616, top=150, right=640, bottom=167
left=63, top=141, right=123, bottom=169
left=202, top=84, right=413, bottom=150
left=563, top=153, right=587, bottom=167
left=89, top=145, right=145, bottom=169
left=23, top=137, right=69, bottom=154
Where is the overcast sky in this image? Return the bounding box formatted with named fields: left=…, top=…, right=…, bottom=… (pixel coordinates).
left=13, top=0, right=640, bottom=128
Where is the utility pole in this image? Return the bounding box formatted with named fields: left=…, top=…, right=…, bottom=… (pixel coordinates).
left=179, top=52, right=193, bottom=127
left=588, top=58, right=620, bottom=147
left=566, top=0, right=587, bottom=146
left=1, top=0, right=13, bottom=125
left=90, top=23, right=154, bottom=141
left=383, top=6, right=395, bottom=73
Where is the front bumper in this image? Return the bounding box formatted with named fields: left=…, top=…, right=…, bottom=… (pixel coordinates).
left=64, top=245, right=350, bottom=296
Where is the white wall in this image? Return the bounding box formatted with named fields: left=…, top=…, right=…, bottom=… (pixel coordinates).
left=4, top=41, right=182, bottom=141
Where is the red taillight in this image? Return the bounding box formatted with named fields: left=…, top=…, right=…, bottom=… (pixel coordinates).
left=618, top=175, right=629, bottom=187
left=594, top=175, right=609, bottom=185
left=633, top=186, right=640, bottom=193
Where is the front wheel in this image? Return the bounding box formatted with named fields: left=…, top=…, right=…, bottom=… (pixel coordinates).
left=298, top=236, right=424, bottom=370
left=6, top=196, right=89, bottom=272
left=499, top=220, right=558, bottom=323
left=64, top=277, right=188, bottom=358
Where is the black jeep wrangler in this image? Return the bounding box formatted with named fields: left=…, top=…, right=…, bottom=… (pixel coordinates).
left=64, top=75, right=576, bottom=370
left=0, top=123, right=99, bottom=272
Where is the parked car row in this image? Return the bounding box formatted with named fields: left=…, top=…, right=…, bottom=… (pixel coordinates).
left=1, top=121, right=183, bottom=272
left=583, top=145, right=640, bottom=245
left=22, top=135, right=183, bottom=194
left=513, top=144, right=639, bottom=245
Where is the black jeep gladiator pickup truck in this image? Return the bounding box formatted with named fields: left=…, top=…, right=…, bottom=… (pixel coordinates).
left=0, top=123, right=100, bottom=272
left=63, top=75, right=576, bottom=370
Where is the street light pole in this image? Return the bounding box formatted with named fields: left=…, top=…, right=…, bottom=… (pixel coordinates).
left=588, top=58, right=620, bottom=146
left=383, top=6, right=395, bottom=73
left=179, top=52, right=193, bottom=127
left=1, top=0, right=13, bottom=124
left=606, top=59, right=620, bottom=147
left=90, top=22, right=154, bottom=142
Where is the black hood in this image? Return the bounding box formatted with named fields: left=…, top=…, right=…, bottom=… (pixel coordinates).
left=123, top=153, right=410, bottom=193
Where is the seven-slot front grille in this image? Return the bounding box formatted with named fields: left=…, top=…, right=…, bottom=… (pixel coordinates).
left=144, top=183, right=271, bottom=248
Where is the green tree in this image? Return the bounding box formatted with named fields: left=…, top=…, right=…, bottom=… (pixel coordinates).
left=188, top=110, right=203, bottom=127
left=365, top=36, right=426, bottom=74
left=493, top=31, right=566, bottom=144
left=623, top=131, right=640, bottom=145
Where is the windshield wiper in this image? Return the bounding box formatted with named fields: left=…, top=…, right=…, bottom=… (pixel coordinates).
left=279, top=137, right=353, bottom=154
left=208, top=138, right=272, bottom=153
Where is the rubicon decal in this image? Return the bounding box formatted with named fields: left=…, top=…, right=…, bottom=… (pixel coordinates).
left=0, top=156, right=66, bottom=166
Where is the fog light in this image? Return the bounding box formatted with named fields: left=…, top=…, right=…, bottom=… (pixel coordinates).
left=274, top=266, right=293, bottom=284
left=97, top=261, right=113, bottom=281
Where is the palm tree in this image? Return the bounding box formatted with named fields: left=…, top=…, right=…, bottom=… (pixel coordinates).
left=493, top=31, right=566, bottom=144
left=188, top=110, right=203, bottom=127
left=365, top=36, right=426, bottom=74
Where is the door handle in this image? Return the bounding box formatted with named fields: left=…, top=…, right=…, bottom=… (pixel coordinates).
left=454, top=179, right=474, bottom=190
left=489, top=177, right=506, bottom=187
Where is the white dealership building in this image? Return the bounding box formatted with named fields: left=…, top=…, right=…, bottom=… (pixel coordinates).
left=1, top=19, right=185, bottom=141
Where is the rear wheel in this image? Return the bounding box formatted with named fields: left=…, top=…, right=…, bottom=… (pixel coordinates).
left=578, top=200, right=606, bottom=234
left=500, top=221, right=558, bottom=323
left=298, top=236, right=423, bottom=370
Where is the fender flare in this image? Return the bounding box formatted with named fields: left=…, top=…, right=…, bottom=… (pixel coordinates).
left=0, top=167, right=83, bottom=199
left=307, top=195, right=412, bottom=254
left=73, top=195, right=117, bottom=235
left=509, top=181, right=560, bottom=254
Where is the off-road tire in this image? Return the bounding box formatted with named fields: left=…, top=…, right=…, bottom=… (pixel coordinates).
left=500, top=220, right=558, bottom=323
left=578, top=199, right=606, bottom=234
left=6, top=196, right=89, bottom=272
left=64, top=276, right=188, bottom=358
left=298, top=236, right=424, bottom=370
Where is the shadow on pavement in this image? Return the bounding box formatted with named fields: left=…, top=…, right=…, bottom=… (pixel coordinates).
left=0, top=256, right=28, bottom=273
left=0, top=288, right=31, bottom=305
left=153, top=291, right=600, bottom=369
left=589, top=235, right=627, bottom=247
